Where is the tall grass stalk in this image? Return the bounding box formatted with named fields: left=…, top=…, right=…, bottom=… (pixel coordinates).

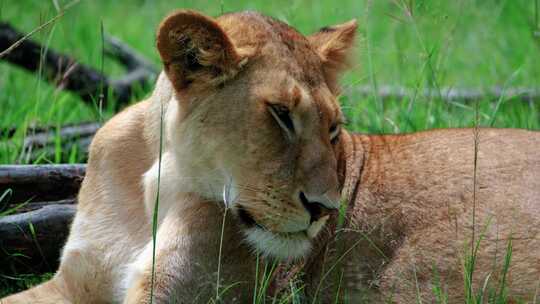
left=488, top=69, right=520, bottom=127
left=99, top=20, right=105, bottom=119
left=0, top=10, right=65, bottom=58
left=533, top=278, right=539, bottom=304
left=467, top=96, right=481, bottom=302
left=463, top=217, right=492, bottom=304
left=256, top=260, right=279, bottom=304
left=215, top=180, right=233, bottom=302
left=363, top=0, right=383, bottom=133
left=333, top=270, right=344, bottom=304
left=431, top=264, right=448, bottom=304
left=311, top=236, right=365, bottom=304
left=149, top=101, right=165, bottom=304
left=494, top=238, right=513, bottom=303
left=253, top=254, right=260, bottom=303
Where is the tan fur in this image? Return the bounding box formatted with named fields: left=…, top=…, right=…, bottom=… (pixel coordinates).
left=306, top=129, right=540, bottom=303
left=2, top=10, right=539, bottom=304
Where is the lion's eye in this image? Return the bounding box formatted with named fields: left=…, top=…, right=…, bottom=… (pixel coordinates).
left=329, top=124, right=340, bottom=144
left=268, top=103, right=295, bottom=139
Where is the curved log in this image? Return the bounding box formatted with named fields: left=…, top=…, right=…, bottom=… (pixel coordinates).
left=348, top=85, right=540, bottom=103
left=0, top=22, right=157, bottom=108
left=0, top=165, right=86, bottom=203
left=0, top=204, right=76, bottom=274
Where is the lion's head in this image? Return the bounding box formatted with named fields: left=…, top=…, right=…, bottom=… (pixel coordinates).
left=156, top=10, right=357, bottom=259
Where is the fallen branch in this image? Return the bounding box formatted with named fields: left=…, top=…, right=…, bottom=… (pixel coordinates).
left=0, top=164, right=86, bottom=203
left=0, top=12, right=65, bottom=59
left=104, top=34, right=158, bottom=74
left=0, top=204, right=76, bottom=274
left=2, top=122, right=99, bottom=163
left=0, top=22, right=158, bottom=108
left=2, top=122, right=83, bottom=139
left=0, top=165, right=84, bottom=274
left=23, top=136, right=93, bottom=164
left=20, top=122, right=100, bottom=149
left=18, top=122, right=99, bottom=163
left=3, top=198, right=76, bottom=214
left=347, top=85, right=540, bottom=103
left=2, top=20, right=540, bottom=111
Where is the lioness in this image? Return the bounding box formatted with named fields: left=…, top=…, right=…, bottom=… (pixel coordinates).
left=2, top=9, right=539, bottom=304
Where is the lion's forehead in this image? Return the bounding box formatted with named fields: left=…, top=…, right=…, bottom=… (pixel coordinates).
left=217, top=11, right=325, bottom=86
left=251, top=72, right=340, bottom=125
left=217, top=11, right=340, bottom=133
left=312, top=87, right=341, bottom=121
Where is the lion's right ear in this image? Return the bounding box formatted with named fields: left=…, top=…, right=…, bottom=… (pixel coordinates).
left=156, top=10, right=244, bottom=91
left=308, top=20, right=357, bottom=95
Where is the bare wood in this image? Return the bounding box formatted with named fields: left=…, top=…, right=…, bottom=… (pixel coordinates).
left=1, top=121, right=99, bottom=139
left=348, top=85, right=540, bottom=103
left=0, top=164, right=86, bottom=203
left=1, top=122, right=99, bottom=163
left=23, top=136, right=93, bottom=164
left=4, top=198, right=76, bottom=214
left=0, top=22, right=107, bottom=103
left=17, top=123, right=99, bottom=163
left=0, top=165, right=81, bottom=274
left=21, top=122, right=100, bottom=149
left=0, top=12, right=65, bottom=59
left=0, top=204, right=76, bottom=274
left=2, top=21, right=539, bottom=109
left=104, top=35, right=158, bottom=74
left=0, top=22, right=157, bottom=108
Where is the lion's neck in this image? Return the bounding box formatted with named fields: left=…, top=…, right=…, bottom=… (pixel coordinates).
left=338, top=131, right=407, bottom=249
left=302, top=131, right=404, bottom=297
left=142, top=82, right=231, bottom=223
left=338, top=130, right=367, bottom=209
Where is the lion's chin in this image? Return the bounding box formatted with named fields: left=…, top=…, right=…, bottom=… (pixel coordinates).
left=243, top=227, right=312, bottom=260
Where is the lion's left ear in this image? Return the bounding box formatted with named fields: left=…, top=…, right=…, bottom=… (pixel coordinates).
left=308, top=20, right=357, bottom=94
left=156, top=10, right=246, bottom=92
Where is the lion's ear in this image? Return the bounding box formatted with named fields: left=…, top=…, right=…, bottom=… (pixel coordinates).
left=308, top=20, right=357, bottom=94
left=156, top=10, right=244, bottom=91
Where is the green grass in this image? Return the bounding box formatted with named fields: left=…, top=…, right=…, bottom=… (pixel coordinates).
left=0, top=273, right=53, bottom=299
left=1, top=1, right=538, bottom=161
left=1, top=0, right=539, bottom=302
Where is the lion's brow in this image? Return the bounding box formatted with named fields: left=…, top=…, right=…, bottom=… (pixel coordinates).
left=275, top=82, right=304, bottom=108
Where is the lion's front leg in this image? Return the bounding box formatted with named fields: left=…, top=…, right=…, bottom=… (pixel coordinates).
left=123, top=194, right=255, bottom=304
left=123, top=194, right=216, bottom=304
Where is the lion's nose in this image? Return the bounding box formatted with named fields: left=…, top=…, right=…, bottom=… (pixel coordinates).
left=299, top=191, right=339, bottom=223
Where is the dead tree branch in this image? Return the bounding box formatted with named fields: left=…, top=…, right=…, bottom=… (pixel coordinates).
left=3, top=198, right=76, bottom=214
left=21, top=122, right=100, bottom=148
left=347, top=85, right=540, bottom=103
left=104, top=34, right=158, bottom=73
left=0, top=22, right=158, bottom=108
left=0, top=165, right=84, bottom=274
left=0, top=164, right=86, bottom=203
left=19, top=123, right=99, bottom=163
left=23, top=136, right=93, bottom=164
left=0, top=204, right=76, bottom=274
left=1, top=122, right=99, bottom=163
left=1, top=121, right=99, bottom=140
left=2, top=20, right=539, bottom=110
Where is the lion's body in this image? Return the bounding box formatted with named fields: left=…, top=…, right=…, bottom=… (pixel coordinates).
left=307, top=129, right=540, bottom=303
left=2, top=9, right=539, bottom=304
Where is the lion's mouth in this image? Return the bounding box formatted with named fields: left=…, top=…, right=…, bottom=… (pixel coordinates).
left=237, top=205, right=330, bottom=238
left=237, top=206, right=262, bottom=228
left=236, top=206, right=330, bottom=259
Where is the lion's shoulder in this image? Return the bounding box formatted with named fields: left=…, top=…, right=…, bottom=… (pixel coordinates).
left=84, top=101, right=154, bottom=185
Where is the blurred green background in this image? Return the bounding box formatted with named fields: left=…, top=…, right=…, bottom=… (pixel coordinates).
left=0, top=0, right=539, bottom=164
left=0, top=0, right=539, bottom=298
